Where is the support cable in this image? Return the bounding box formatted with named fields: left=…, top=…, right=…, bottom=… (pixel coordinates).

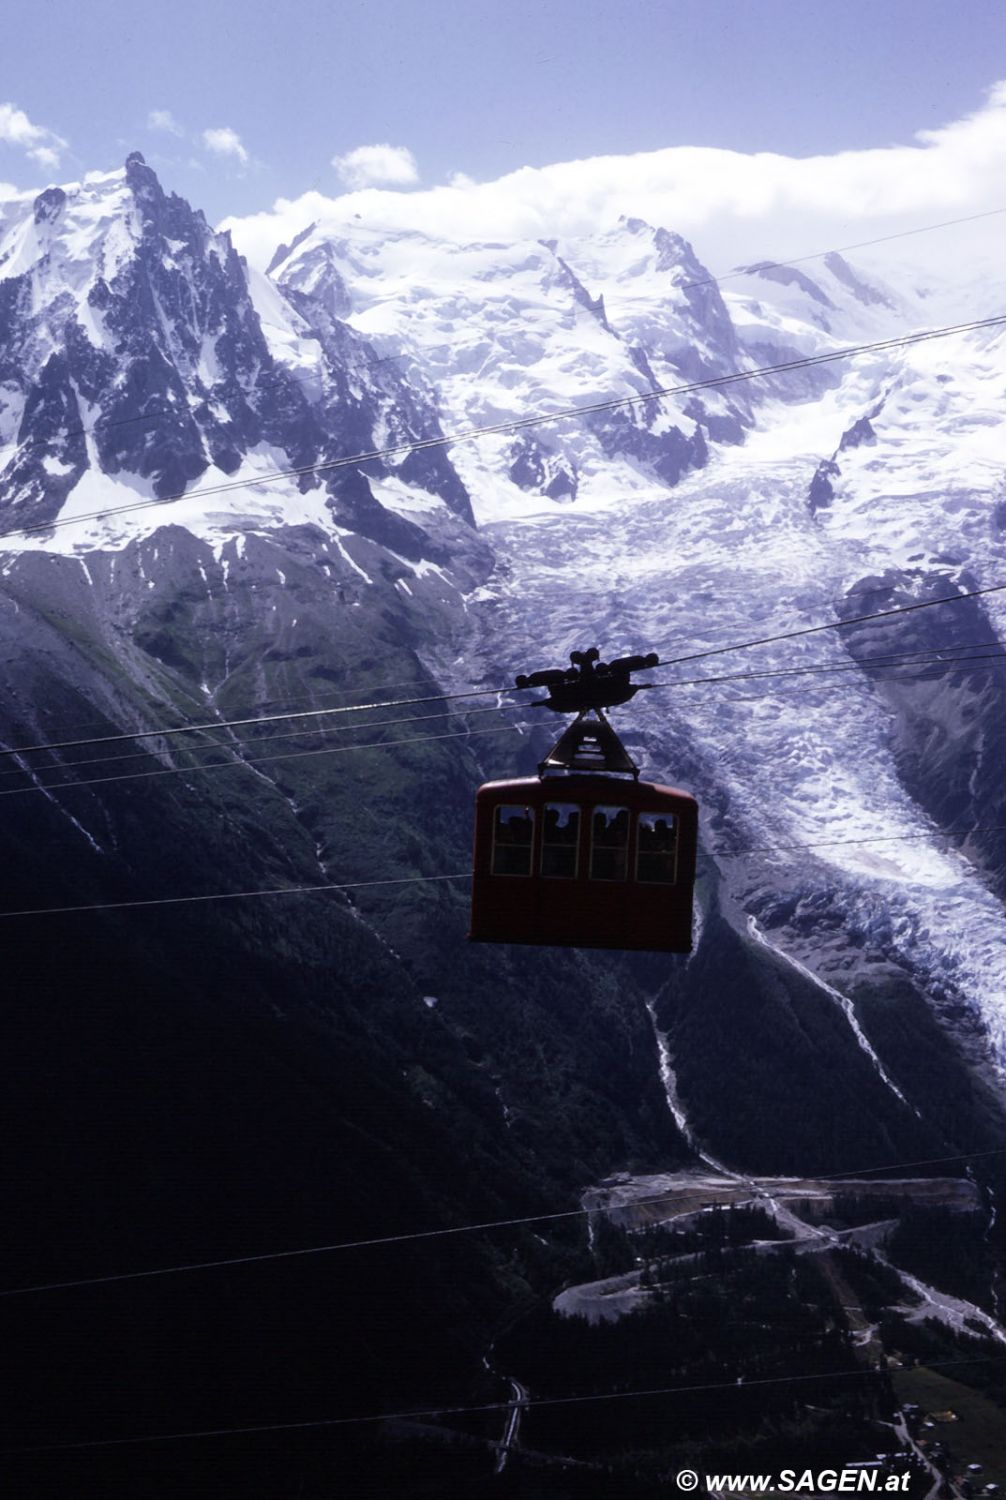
left=4, top=312, right=1005, bottom=543
left=5, top=581, right=1006, bottom=767
left=1, top=1144, right=1004, bottom=1300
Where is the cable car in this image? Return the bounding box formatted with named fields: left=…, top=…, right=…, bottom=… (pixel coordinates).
left=469, top=649, right=697, bottom=953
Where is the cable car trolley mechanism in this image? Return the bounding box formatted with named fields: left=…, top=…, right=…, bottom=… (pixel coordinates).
left=469, top=647, right=697, bottom=953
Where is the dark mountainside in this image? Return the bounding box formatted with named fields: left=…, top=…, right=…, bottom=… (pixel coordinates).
left=2, top=159, right=1006, bottom=1497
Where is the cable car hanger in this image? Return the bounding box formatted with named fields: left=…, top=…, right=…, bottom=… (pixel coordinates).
left=471, top=647, right=695, bottom=952
left=514, top=647, right=660, bottom=781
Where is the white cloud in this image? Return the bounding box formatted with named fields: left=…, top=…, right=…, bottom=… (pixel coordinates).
left=28, top=144, right=60, bottom=170
left=331, top=143, right=419, bottom=190
left=227, top=81, right=1006, bottom=285
left=202, top=126, right=249, bottom=166
left=148, top=109, right=183, bottom=137
left=0, top=102, right=67, bottom=170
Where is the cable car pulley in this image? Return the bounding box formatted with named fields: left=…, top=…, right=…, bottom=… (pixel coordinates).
left=516, top=647, right=659, bottom=779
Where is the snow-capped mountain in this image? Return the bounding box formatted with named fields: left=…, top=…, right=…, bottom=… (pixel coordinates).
left=6, top=151, right=1006, bottom=1497
left=257, top=198, right=1006, bottom=1115
left=0, top=152, right=474, bottom=556
left=3, top=153, right=1006, bottom=1138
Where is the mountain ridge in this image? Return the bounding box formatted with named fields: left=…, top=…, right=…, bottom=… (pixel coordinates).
left=4, top=153, right=1006, bottom=1495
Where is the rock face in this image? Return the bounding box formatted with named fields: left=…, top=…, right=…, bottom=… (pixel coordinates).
left=3, top=155, right=1006, bottom=1495
left=3, top=151, right=1006, bottom=1180
left=0, top=154, right=473, bottom=547
left=266, top=215, right=747, bottom=514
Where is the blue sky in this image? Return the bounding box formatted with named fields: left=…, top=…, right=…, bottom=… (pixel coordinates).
left=3, top=0, right=1006, bottom=224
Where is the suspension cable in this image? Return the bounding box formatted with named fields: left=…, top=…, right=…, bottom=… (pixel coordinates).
left=653, top=580, right=1006, bottom=671
left=0, top=721, right=528, bottom=801
left=6, top=643, right=1006, bottom=799
left=3, top=816, right=1006, bottom=923
left=1, top=1142, right=1003, bottom=1299
left=8, top=1350, right=1006, bottom=1458
left=0, top=684, right=525, bottom=761
left=6, top=578, right=1006, bottom=766
left=7, top=198, right=1003, bottom=469
left=6, top=637, right=998, bottom=784
left=5, top=312, right=1005, bottom=543
left=0, top=702, right=528, bottom=781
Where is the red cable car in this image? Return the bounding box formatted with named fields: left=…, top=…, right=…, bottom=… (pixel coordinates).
left=469, top=649, right=697, bottom=953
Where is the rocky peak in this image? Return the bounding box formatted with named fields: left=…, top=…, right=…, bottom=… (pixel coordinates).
left=737, top=259, right=835, bottom=308
left=823, top=251, right=895, bottom=309
left=265, top=221, right=319, bottom=278
left=276, top=236, right=352, bottom=321
left=33, top=185, right=66, bottom=226
left=0, top=159, right=474, bottom=544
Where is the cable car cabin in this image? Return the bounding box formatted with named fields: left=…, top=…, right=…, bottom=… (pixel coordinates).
left=469, top=774, right=698, bottom=953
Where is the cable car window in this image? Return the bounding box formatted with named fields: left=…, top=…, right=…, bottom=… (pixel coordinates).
left=492, top=804, right=535, bottom=876
left=541, top=802, right=580, bottom=878
left=637, top=812, right=678, bottom=884
left=590, top=805, right=629, bottom=881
